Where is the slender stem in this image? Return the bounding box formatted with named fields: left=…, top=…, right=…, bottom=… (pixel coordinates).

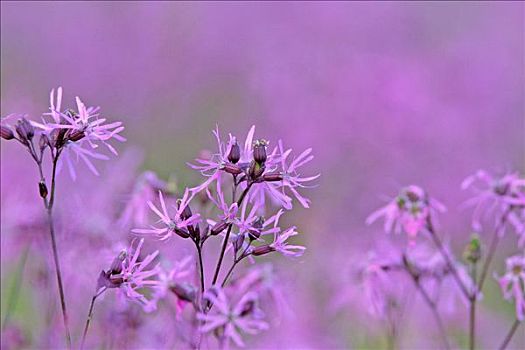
left=81, top=292, right=102, bottom=350
left=469, top=262, right=477, bottom=350
left=478, top=209, right=510, bottom=292
left=2, top=243, right=31, bottom=331
left=46, top=155, right=71, bottom=349
left=403, top=258, right=451, bottom=350
left=426, top=218, right=471, bottom=299
left=195, top=242, right=205, bottom=293
left=221, top=261, right=238, bottom=288
left=211, top=184, right=252, bottom=286
left=498, top=319, right=521, bottom=350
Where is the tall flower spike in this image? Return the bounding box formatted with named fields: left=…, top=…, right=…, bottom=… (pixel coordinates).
left=497, top=253, right=525, bottom=321
left=132, top=190, right=200, bottom=241
left=197, top=289, right=268, bottom=348
left=366, top=185, right=446, bottom=244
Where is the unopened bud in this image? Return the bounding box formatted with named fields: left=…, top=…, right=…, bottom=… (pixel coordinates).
left=211, top=221, right=228, bottom=236
left=177, top=199, right=193, bottom=221
left=38, top=181, right=48, bottom=198
left=170, top=282, right=197, bottom=302
left=253, top=139, right=268, bottom=165
left=110, top=250, right=127, bottom=275
left=0, top=125, right=14, bottom=140
left=252, top=245, right=274, bottom=256
left=50, top=128, right=68, bottom=149
left=67, top=130, right=85, bottom=142
left=15, top=118, right=34, bottom=143
left=263, top=172, right=283, bottom=182
left=248, top=217, right=264, bottom=240
left=463, top=234, right=482, bottom=264
left=248, top=161, right=265, bottom=180
left=223, top=163, right=242, bottom=175
left=228, top=141, right=241, bottom=164
left=39, top=134, right=49, bottom=150
left=174, top=228, right=190, bottom=239
left=233, top=233, right=245, bottom=253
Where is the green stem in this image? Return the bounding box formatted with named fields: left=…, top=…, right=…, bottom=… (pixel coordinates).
left=2, top=243, right=31, bottom=330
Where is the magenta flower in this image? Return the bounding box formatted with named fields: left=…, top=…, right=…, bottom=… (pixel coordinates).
left=462, top=170, right=525, bottom=237
left=30, top=87, right=126, bottom=179
left=197, top=289, right=268, bottom=347
left=497, top=253, right=525, bottom=321
left=189, top=125, right=255, bottom=194
left=366, top=185, right=446, bottom=244
left=269, top=226, right=305, bottom=257
left=132, top=190, right=201, bottom=241
left=98, top=239, right=162, bottom=312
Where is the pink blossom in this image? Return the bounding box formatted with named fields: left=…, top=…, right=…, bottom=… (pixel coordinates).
left=462, top=170, right=525, bottom=239
left=497, top=253, right=525, bottom=321
left=197, top=288, right=268, bottom=348
left=366, top=185, right=446, bottom=244
left=132, top=190, right=200, bottom=241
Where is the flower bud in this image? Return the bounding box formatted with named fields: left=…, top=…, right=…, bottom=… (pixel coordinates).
left=248, top=161, right=265, bottom=180
left=211, top=221, right=228, bottom=236
left=39, top=134, right=49, bottom=150
left=248, top=217, right=264, bottom=241
left=50, top=128, right=68, bottom=149
left=228, top=141, right=241, bottom=164
left=15, top=118, right=34, bottom=144
left=0, top=125, right=14, bottom=140
left=223, top=163, right=242, bottom=175
left=463, top=234, right=482, bottom=264
left=174, top=228, right=191, bottom=239
left=67, top=130, right=85, bottom=142
left=38, top=181, right=48, bottom=198
left=177, top=199, right=193, bottom=221
left=170, top=282, right=197, bottom=302
left=253, top=139, right=268, bottom=165
left=252, top=245, right=274, bottom=256
left=233, top=233, right=245, bottom=253
left=110, top=250, right=127, bottom=275
left=263, top=172, right=283, bottom=182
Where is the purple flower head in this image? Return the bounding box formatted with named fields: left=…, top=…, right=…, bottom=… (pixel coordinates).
left=462, top=170, right=525, bottom=238
left=28, top=87, right=126, bottom=180
left=132, top=190, right=201, bottom=241
left=269, top=226, right=305, bottom=257
left=197, top=288, right=268, bottom=348
left=366, top=185, right=446, bottom=244
left=497, top=253, right=525, bottom=321
left=98, top=239, right=161, bottom=312
left=189, top=125, right=255, bottom=194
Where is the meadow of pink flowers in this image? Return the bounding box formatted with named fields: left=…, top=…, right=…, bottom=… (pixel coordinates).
left=1, top=2, right=524, bottom=349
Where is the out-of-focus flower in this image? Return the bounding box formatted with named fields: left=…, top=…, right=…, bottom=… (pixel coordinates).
left=462, top=170, right=525, bottom=239
left=118, top=171, right=169, bottom=228
left=132, top=190, right=200, bottom=241
left=98, top=239, right=161, bottom=312
left=197, top=288, right=268, bottom=347
left=366, top=185, right=446, bottom=244
left=497, top=253, right=525, bottom=321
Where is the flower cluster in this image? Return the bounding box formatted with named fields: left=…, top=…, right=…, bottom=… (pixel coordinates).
left=359, top=169, right=524, bottom=349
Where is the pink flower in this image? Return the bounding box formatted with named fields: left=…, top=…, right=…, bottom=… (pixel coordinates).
left=189, top=125, right=255, bottom=194
left=269, top=226, right=305, bottom=257
left=132, top=190, right=200, bottom=241
left=462, top=170, right=525, bottom=239
left=497, top=253, right=525, bottom=321
left=366, top=185, right=446, bottom=244
left=31, top=87, right=126, bottom=180
left=98, top=239, right=162, bottom=312
left=197, top=288, right=268, bottom=347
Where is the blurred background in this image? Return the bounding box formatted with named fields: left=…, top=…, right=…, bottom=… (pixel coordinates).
left=1, top=1, right=524, bottom=349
